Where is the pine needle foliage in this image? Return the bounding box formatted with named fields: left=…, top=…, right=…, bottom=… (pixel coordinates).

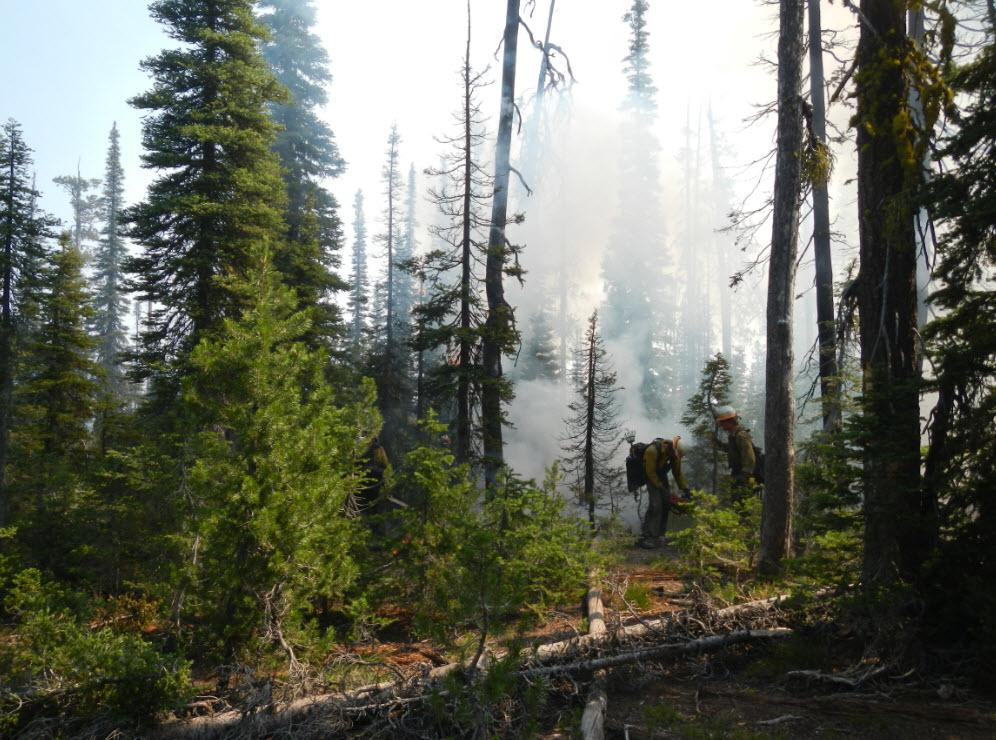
left=182, top=243, right=374, bottom=665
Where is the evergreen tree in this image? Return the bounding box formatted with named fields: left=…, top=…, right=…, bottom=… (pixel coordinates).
left=519, top=307, right=560, bottom=382
left=52, top=169, right=101, bottom=259
left=0, top=120, right=56, bottom=525
left=600, top=0, right=675, bottom=421
left=347, top=189, right=369, bottom=353
left=561, top=310, right=625, bottom=524
left=259, top=0, right=347, bottom=346
left=853, top=0, right=926, bottom=592
left=184, top=243, right=372, bottom=667
left=126, top=0, right=288, bottom=393
left=395, top=163, right=418, bottom=344
left=922, top=15, right=995, bottom=663
left=11, top=234, right=100, bottom=572
left=92, top=123, right=130, bottom=400
left=371, top=125, right=410, bottom=455
left=681, top=353, right=733, bottom=496
left=416, top=24, right=493, bottom=464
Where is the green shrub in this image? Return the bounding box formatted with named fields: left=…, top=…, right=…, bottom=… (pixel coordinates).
left=0, top=569, right=191, bottom=733
left=670, top=490, right=761, bottom=590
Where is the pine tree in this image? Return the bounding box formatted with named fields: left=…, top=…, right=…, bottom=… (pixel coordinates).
left=11, top=234, right=100, bottom=571
left=681, top=353, right=733, bottom=495
left=416, top=17, right=493, bottom=464
left=184, top=242, right=370, bottom=667
left=395, top=163, right=418, bottom=345
left=853, top=0, right=925, bottom=591
left=52, top=168, right=101, bottom=257
left=92, top=123, right=130, bottom=400
left=519, top=307, right=561, bottom=382
left=0, top=120, right=56, bottom=525
left=561, top=310, right=625, bottom=525
left=600, top=0, right=675, bottom=421
left=759, top=0, right=805, bottom=576
left=371, top=125, right=411, bottom=455
left=922, top=12, right=995, bottom=660
left=259, top=0, right=347, bottom=346
left=347, top=189, right=369, bottom=353
left=126, top=0, right=288, bottom=393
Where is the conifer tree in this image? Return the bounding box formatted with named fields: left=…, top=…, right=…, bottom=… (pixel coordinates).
left=922, top=13, right=995, bottom=655
left=416, top=17, right=493, bottom=464
left=126, top=0, right=288, bottom=393
left=347, top=189, right=369, bottom=353
left=184, top=243, right=371, bottom=667
left=371, top=125, right=410, bottom=454
left=53, top=169, right=101, bottom=258
left=681, top=353, right=733, bottom=495
left=92, top=123, right=130, bottom=400
left=0, top=120, right=56, bottom=525
left=561, top=311, right=625, bottom=524
left=519, top=307, right=560, bottom=382
left=259, top=0, right=347, bottom=346
left=11, top=234, right=100, bottom=569
left=600, top=0, right=675, bottom=421
left=853, top=0, right=924, bottom=591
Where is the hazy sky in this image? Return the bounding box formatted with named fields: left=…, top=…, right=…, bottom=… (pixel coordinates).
left=1, top=0, right=853, bottom=239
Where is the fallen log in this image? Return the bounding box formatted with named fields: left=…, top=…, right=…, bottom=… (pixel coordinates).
left=580, top=575, right=608, bottom=740
left=155, top=594, right=797, bottom=739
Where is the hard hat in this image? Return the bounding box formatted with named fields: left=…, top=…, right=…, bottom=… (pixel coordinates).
left=714, top=405, right=737, bottom=422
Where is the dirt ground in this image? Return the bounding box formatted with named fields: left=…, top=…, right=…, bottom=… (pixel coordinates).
left=534, top=544, right=996, bottom=739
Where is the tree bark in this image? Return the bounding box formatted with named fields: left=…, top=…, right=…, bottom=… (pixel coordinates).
left=760, top=0, right=805, bottom=576
left=482, top=0, right=521, bottom=488
left=855, top=0, right=924, bottom=590
left=807, top=0, right=841, bottom=432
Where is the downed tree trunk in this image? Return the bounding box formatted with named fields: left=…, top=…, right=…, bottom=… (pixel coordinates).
left=155, top=594, right=796, bottom=739
left=581, top=575, right=607, bottom=740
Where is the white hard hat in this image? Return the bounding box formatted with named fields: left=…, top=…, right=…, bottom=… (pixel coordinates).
left=714, top=405, right=737, bottom=422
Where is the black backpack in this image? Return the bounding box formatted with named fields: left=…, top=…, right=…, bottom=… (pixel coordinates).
left=625, top=441, right=652, bottom=492
left=752, top=442, right=766, bottom=483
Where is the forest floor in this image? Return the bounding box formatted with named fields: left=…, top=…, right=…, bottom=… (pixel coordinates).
left=164, top=537, right=996, bottom=738
left=531, top=539, right=996, bottom=739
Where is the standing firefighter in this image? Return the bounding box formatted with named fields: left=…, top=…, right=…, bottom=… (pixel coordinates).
left=351, top=435, right=390, bottom=519
left=627, top=437, right=690, bottom=549
left=714, top=405, right=762, bottom=502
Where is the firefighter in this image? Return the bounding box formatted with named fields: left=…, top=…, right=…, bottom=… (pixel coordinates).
left=637, top=436, right=690, bottom=550
left=714, top=405, right=759, bottom=502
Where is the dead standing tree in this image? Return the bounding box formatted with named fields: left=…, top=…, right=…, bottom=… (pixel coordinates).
left=482, top=0, right=523, bottom=489
left=760, top=0, right=805, bottom=576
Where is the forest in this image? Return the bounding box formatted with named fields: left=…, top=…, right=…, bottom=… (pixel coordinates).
left=0, top=0, right=993, bottom=737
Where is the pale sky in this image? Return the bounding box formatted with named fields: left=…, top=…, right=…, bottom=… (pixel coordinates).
left=1, top=0, right=855, bottom=242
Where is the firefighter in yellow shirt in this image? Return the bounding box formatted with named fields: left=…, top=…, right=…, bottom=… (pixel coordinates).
left=714, top=405, right=760, bottom=503
left=637, top=437, right=690, bottom=549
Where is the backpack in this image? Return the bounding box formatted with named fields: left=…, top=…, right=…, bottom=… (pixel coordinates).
left=752, top=442, right=765, bottom=484
left=625, top=441, right=654, bottom=492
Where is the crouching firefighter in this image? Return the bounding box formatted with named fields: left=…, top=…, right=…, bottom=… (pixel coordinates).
left=626, top=436, right=690, bottom=550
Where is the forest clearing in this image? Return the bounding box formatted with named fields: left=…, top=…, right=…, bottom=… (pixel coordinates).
left=1, top=0, right=994, bottom=736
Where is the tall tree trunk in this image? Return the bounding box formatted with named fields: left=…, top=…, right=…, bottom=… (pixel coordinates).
left=0, top=138, right=17, bottom=525
left=584, top=316, right=596, bottom=526
left=807, top=0, right=841, bottom=432
left=855, top=0, right=923, bottom=590
left=759, top=0, right=805, bottom=576
left=457, top=4, right=474, bottom=465
left=482, top=0, right=521, bottom=488
left=908, top=7, right=932, bottom=331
